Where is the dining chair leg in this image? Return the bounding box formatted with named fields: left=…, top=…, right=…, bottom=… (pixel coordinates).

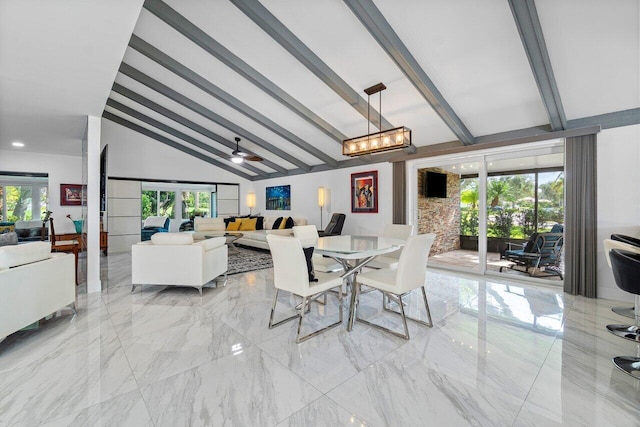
left=421, top=286, right=433, bottom=328
left=296, top=288, right=344, bottom=343
left=363, top=287, right=433, bottom=337
left=398, top=294, right=410, bottom=340
left=296, top=297, right=308, bottom=343
left=269, top=289, right=299, bottom=329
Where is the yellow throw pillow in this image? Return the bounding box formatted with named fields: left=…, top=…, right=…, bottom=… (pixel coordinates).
left=239, top=217, right=257, bottom=231
left=279, top=216, right=289, bottom=229
left=226, top=220, right=241, bottom=231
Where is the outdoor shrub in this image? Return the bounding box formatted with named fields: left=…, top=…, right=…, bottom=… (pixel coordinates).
left=461, top=208, right=479, bottom=236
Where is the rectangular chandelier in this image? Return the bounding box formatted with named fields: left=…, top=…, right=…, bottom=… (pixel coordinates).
left=342, top=126, right=411, bottom=157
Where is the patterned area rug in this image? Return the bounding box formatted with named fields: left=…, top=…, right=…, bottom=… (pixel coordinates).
left=227, top=246, right=273, bottom=275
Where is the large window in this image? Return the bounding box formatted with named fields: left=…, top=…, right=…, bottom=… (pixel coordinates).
left=0, top=175, right=48, bottom=222
left=141, top=184, right=218, bottom=222
left=181, top=191, right=211, bottom=219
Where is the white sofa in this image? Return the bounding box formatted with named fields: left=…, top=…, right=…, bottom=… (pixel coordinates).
left=192, top=217, right=226, bottom=241
left=0, top=242, right=76, bottom=340
left=131, top=232, right=228, bottom=295
left=235, top=216, right=308, bottom=250
left=192, top=216, right=308, bottom=250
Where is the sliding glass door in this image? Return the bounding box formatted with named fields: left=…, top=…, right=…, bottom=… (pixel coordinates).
left=410, top=140, right=564, bottom=284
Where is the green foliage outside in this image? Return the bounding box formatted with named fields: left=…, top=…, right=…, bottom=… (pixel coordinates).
left=141, top=190, right=158, bottom=220
left=460, top=172, right=564, bottom=239
left=5, top=186, right=33, bottom=222
left=182, top=191, right=210, bottom=219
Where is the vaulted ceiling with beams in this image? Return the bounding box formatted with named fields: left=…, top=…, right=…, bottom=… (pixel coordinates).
left=102, top=0, right=639, bottom=181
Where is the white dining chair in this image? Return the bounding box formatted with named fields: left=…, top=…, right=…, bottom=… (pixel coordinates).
left=292, top=225, right=343, bottom=272
left=356, top=233, right=436, bottom=339
left=266, top=234, right=344, bottom=343
left=366, top=224, right=414, bottom=270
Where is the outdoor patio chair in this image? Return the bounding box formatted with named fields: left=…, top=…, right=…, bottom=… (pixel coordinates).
left=500, top=231, right=564, bottom=279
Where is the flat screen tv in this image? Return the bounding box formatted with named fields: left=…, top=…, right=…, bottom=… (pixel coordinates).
left=424, top=171, right=447, bottom=198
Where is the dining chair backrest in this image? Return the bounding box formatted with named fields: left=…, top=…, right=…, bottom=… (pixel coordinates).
left=292, top=225, right=319, bottom=247
left=382, top=224, right=413, bottom=260
left=396, top=233, right=436, bottom=293
left=49, top=217, right=59, bottom=243
left=604, top=239, right=640, bottom=269
left=383, top=224, right=414, bottom=240
left=267, top=234, right=310, bottom=295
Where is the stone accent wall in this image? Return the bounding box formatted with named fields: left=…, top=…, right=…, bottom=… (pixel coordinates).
left=417, top=168, right=461, bottom=255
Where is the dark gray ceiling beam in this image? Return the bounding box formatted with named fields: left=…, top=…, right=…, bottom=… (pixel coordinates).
left=567, top=108, right=640, bottom=130
left=473, top=108, right=639, bottom=146
left=143, top=0, right=347, bottom=144
left=111, top=83, right=284, bottom=174
left=103, top=111, right=255, bottom=181
left=119, top=62, right=310, bottom=171
left=106, top=98, right=267, bottom=177
left=392, top=124, right=601, bottom=163
left=129, top=35, right=338, bottom=167
left=508, top=0, right=566, bottom=131
left=343, top=0, right=475, bottom=146
left=229, top=0, right=393, bottom=132
left=257, top=149, right=416, bottom=180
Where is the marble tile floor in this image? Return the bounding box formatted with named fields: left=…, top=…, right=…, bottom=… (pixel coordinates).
left=1, top=252, right=639, bottom=426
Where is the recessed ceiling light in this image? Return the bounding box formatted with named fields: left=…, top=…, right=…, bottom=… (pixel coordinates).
left=12, top=141, right=24, bottom=147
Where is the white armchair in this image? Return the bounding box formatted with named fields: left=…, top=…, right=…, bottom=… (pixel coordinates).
left=0, top=242, right=76, bottom=339
left=131, top=232, right=228, bottom=295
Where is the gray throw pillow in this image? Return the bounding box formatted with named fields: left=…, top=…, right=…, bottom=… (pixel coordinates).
left=0, top=231, right=18, bottom=246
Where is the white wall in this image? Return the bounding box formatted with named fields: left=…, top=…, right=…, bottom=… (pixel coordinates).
left=246, top=163, right=393, bottom=235
left=597, top=124, right=640, bottom=301
left=0, top=149, right=83, bottom=221
left=102, top=119, right=251, bottom=190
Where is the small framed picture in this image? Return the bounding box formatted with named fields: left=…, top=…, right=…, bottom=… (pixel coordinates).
left=351, top=170, right=378, bottom=213
left=60, top=184, right=86, bottom=206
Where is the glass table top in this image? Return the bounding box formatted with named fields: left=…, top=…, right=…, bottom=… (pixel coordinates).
left=316, top=235, right=405, bottom=258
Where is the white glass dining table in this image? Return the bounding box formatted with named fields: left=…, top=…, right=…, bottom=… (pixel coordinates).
left=315, top=235, right=405, bottom=331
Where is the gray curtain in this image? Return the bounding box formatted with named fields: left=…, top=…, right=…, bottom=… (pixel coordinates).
left=392, top=161, right=406, bottom=224
left=564, top=134, right=597, bottom=297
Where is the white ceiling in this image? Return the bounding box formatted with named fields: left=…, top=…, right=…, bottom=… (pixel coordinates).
left=1, top=0, right=638, bottom=179
left=0, top=0, right=144, bottom=156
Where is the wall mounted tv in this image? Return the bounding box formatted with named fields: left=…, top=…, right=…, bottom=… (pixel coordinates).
left=423, top=171, right=447, bottom=198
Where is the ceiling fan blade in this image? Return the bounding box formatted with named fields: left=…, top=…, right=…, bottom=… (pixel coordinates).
left=230, top=136, right=262, bottom=161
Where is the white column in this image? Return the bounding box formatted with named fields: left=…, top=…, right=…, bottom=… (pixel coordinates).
left=86, top=116, right=101, bottom=293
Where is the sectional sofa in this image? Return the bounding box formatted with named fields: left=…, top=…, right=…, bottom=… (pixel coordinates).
left=192, top=216, right=308, bottom=250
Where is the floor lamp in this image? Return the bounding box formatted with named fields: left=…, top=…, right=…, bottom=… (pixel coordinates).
left=318, top=187, right=325, bottom=229
left=247, top=192, right=256, bottom=216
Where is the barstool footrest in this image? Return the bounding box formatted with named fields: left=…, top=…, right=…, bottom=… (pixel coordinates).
left=606, top=324, right=640, bottom=342
left=612, top=356, right=640, bottom=379
left=612, top=306, right=635, bottom=319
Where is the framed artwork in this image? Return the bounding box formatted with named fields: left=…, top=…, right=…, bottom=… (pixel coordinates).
left=351, top=170, right=378, bottom=213
left=60, top=184, right=86, bottom=206
left=265, top=185, right=291, bottom=210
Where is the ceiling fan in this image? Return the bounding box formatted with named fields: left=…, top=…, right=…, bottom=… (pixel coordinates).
left=230, top=137, right=263, bottom=163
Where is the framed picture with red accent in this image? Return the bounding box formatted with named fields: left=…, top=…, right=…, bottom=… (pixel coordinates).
left=351, top=170, right=378, bottom=213
left=60, top=184, right=85, bottom=206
